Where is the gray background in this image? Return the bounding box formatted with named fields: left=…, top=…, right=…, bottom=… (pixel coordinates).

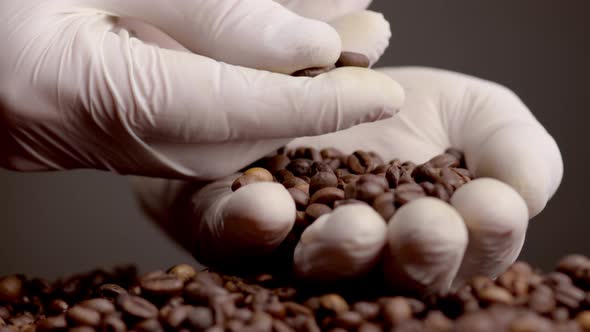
left=1, top=0, right=589, bottom=279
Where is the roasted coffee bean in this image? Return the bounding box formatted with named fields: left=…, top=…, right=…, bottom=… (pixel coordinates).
left=292, top=66, right=334, bottom=77
left=168, top=264, right=197, bottom=283
left=305, top=203, right=332, bottom=221
left=353, top=301, right=380, bottom=321
left=0, top=276, right=23, bottom=302
left=79, top=298, right=115, bottom=315
left=386, top=165, right=413, bottom=188
left=275, top=169, right=295, bottom=182
left=184, top=282, right=228, bottom=305
left=46, top=299, right=69, bottom=316
left=528, top=285, right=556, bottom=314
left=288, top=188, right=309, bottom=211
left=320, top=148, right=344, bottom=160
left=440, top=167, right=470, bottom=189
left=557, top=254, right=590, bottom=288
left=373, top=195, right=396, bottom=221
left=358, top=323, right=383, bottom=332
left=576, top=311, right=590, bottom=330
left=284, top=302, right=313, bottom=316
left=140, top=274, right=183, bottom=297
left=266, top=155, right=291, bottom=173
left=69, top=326, right=95, bottom=332
left=116, top=295, right=158, bottom=320
left=286, top=159, right=313, bottom=177
left=428, top=153, right=461, bottom=168
left=348, top=151, right=376, bottom=174
left=423, top=311, right=452, bottom=332
left=282, top=177, right=310, bottom=194
left=272, top=320, right=295, bottom=332
left=133, top=319, right=164, bottom=332
left=333, top=199, right=368, bottom=208
left=101, top=315, right=126, bottom=332
left=381, top=297, right=412, bottom=326
left=335, top=52, right=370, bottom=68
left=98, top=284, right=127, bottom=300
left=454, top=311, right=495, bottom=332
left=413, top=164, right=441, bottom=183
left=309, top=172, right=338, bottom=194
left=319, top=294, right=349, bottom=314
left=231, top=174, right=262, bottom=192
left=243, top=167, right=274, bottom=182
left=66, top=305, right=101, bottom=327
left=36, top=315, right=67, bottom=332
left=354, top=181, right=386, bottom=203
left=394, top=183, right=426, bottom=206
left=510, top=313, right=553, bottom=332
left=310, top=187, right=345, bottom=206
left=401, top=161, right=417, bottom=174
left=478, top=286, right=514, bottom=305
left=187, top=307, right=214, bottom=330
left=334, top=168, right=350, bottom=179
left=161, top=305, right=189, bottom=328
left=332, top=311, right=363, bottom=330
left=311, top=162, right=334, bottom=175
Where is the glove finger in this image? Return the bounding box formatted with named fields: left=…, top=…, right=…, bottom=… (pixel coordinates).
left=293, top=204, right=387, bottom=281
left=330, top=10, right=391, bottom=66
left=384, top=198, right=468, bottom=296
left=450, top=178, right=529, bottom=289
left=100, top=0, right=342, bottom=74
left=193, top=179, right=296, bottom=267
left=276, top=0, right=373, bottom=22
left=72, top=21, right=402, bottom=177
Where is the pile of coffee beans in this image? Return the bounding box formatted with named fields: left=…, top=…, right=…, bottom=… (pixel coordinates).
left=292, top=52, right=370, bottom=77
left=232, top=147, right=472, bottom=264
left=3, top=255, right=590, bottom=331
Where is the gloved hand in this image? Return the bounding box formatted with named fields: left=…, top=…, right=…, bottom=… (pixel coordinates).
left=131, top=4, right=564, bottom=295
left=0, top=0, right=402, bottom=179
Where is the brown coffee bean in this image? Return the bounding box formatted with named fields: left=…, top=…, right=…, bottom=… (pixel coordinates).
left=510, top=313, right=553, bottom=332
left=393, top=319, right=424, bottom=332
left=454, top=311, right=495, bottom=332
left=79, top=298, right=115, bottom=315
left=334, top=169, right=351, bottom=179
left=250, top=311, right=273, bottom=331
left=287, top=188, right=309, bottom=210
left=552, top=307, right=570, bottom=321
left=413, top=164, right=441, bottom=183
left=557, top=255, right=590, bottom=288
left=187, top=307, right=214, bottom=330
left=168, top=264, right=197, bottom=282
left=311, top=162, right=334, bottom=175
left=528, top=285, right=556, bottom=314
left=372, top=164, right=390, bottom=175
left=275, top=169, right=295, bottom=182
left=116, top=295, right=158, bottom=320
left=333, top=311, right=363, bottom=330
left=98, top=284, right=127, bottom=300
left=320, top=148, right=344, bottom=160
left=401, top=161, right=417, bottom=174
left=282, top=177, right=310, bottom=194
left=8, top=313, right=34, bottom=327
left=46, top=299, right=69, bottom=316
left=292, top=67, right=334, bottom=77
left=243, top=167, right=273, bottom=182
left=133, top=319, right=163, bottom=332
left=66, top=305, right=101, bottom=327
left=428, top=153, right=461, bottom=168
left=69, top=327, right=95, bottom=332
left=140, top=274, right=183, bottom=297
left=284, top=302, right=313, bottom=316
left=373, top=199, right=396, bottom=221
left=231, top=174, right=262, bottom=192
left=394, top=183, right=426, bottom=206
left=358, top=322, right=383, bottom=332
left=184, top=282, right=228, bottom=305
left=36, top=315, right=67, bottom=332
left=386, top=166, right=413, bottom=188
left=0, top=276, right=23, bottom=302
left=272, top=320, right=295, bottom=332
left=287, top=159, right=313, bottom=177
left=335, top=52, right=370, bottom=68
left=310, top=187, right=345, bottom=206
left=348, top=151, right=376, bottom=174
left=381, top=297, right=412, bottom=326
left=576, top=311, right=590, bottom=330
left=478, top=286, right=514, bottom=305
left=319, top=294, right=349, bottom=314
left=305, top=203, right=332, bottom=221
left=353, top=301, right=380, bottom=321
left=266, top=155, right=291, bottom=173
left=161, top=305, right=189, bottom=329
left=101, top=315, right=126, bottom=332
left=333, top=199, right=368, bottom=209
left=423, top=311, right=452, bottom=332
left=354, top=181, right=385, bottom=204
left=309, top=172, right=338, bottom=195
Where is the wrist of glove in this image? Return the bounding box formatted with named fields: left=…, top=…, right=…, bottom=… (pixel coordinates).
left=133, top=67, right=563, bottom=295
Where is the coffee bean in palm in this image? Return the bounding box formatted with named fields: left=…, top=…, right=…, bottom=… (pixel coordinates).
left=282, top=177, right=309, bottom=194
left=116, top=295, right=158, bottom=320
left=286, top=159, right=313, bottom=177
left=66, top=305, right=101, bottom=327
left=288, top=188, right=309, bottom=210
left=139, top=274, right=183, bottom=297
left=348, top=151, right=376, bottom=174
left=265, top=155, right=291, bottom=173
left=98, top=284, right=127, bottom=300
left=309, top=172, right=338, bottom=195
left=292, top=66, right=334, bottom=77
left=335, top=52, right=370, bottom=68
left=310, top=188, right=345, bottom=206
left=394, top=183, right=426, bottom=206
left=231, top=174, right=262, bottom=192
left=243, top=167, right=274, bottom=182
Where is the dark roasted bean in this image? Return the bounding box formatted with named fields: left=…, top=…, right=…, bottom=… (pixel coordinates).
left=187, top=307, right=214, bottom=330
left=46, top=299, right=69, bottom=316
left=79, top=298, right=115, bottom=315
left=305, top=203, right=332, bottom=221
left=101, top=315, right=126, bottom=332
left=98, top=284, right=127, bottom=300
left=66, top=305, right=101, bottom=327
left=348, top=151, right=376, bottom=174
left=266, top=155, right=291, bottom=173
left=140, top=275, right=183, bottom=297
left=0, top=276, right=23, bottom=302
left=133, top=319, right=163, bottom=332
left=36, top=315, right=67, bottom=332
left=394, top=183, right=426, bottom=205
left=286, top=159, right=313, bottom=177
left=116, top=295, right=158, bottom=320
left=309, top=172, right=338, bottom=195
left=309, top=187, right=345, bottom=206
left=381, top=297, right=412, bottom=326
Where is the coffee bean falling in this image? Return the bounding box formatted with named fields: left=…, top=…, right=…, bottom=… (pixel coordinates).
left=3, top=256, right=590, bottom=331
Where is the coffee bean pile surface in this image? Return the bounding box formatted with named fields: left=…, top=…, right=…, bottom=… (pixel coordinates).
left=232, top=147, right=472, bottom=263
left=3, top=255, right=590, bottom=331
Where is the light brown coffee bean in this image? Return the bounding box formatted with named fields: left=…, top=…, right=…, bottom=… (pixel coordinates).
left=168, top=264, right=197, bottom=282
left=335, top=52, right=370, bottom=68
left=381, top=297, right=412, bottom=326
left=348, top=151, right=376, bottom=174
left=243, top=167, right=273, bottom=182
left=319, top=294, right=349, bottom=314
left=282, top=177, right=310, bottom=194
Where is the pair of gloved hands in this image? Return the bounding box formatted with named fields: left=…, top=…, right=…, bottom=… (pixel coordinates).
left=0, top=0, right=563, bottom=295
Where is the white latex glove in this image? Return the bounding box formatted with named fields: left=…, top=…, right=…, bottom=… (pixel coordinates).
left=0, top=0, right=402, bottom=179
